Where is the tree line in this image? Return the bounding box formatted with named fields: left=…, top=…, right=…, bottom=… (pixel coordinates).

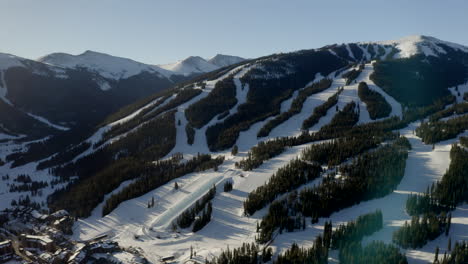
left=302, top=87, right=343, bottom=130
left=256, top=137, right=410, bottom=243
left=417, top=114, right=468, bottom=144
left=176, top=184, right=216, bottom=231
left=394, top=143, right=467, bottom=249
left=257, top=78, right=332, bottom=138
left=185, top=75, right=238, bottom=129
left=103, top=155, right=223, bottom=216
left=205, top=49, right=347, bottom=151
left=357, top=81, right=392, bottom=119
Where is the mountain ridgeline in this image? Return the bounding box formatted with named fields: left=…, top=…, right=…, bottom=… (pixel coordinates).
left=2, top=36, right=468, bottom=221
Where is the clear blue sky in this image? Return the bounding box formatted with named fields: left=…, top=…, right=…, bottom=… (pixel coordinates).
left=1, top=0, right=467, bottom=64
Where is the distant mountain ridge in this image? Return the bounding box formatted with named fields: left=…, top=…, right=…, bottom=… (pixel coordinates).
left=160, top=54, right=245, bottom=75
left=0, top=50, right=244, bottom=139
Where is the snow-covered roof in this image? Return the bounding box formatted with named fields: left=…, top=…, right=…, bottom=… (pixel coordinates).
left=22, top=234, right=53, bottom=244
left=50, top=209, right=69, bottom=218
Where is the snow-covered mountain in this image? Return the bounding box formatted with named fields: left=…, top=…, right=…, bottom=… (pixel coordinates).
left=1, top=35, right=468, bottom=264
left=0, top=50, right=244, bottom=140
left=160, top=55, right=245, bottom=75
left=38, top=50, right=173, bottom=80
left=375, top=34, right=468, bottom=58
left=208, top=54, right=245, bottom=67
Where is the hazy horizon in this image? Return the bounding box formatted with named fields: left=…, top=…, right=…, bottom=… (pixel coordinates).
left=1, top=0, right=467, bottom=65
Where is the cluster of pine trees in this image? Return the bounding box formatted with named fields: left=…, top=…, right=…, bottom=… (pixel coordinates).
left=235, top=140, right=287, bottom=171
left=342, top=64, right=364, bottom=85
left=331, top=210, right=383, bottom=250
left=317, top=101, right=359, bottom=137
left=206, top=242, right=272, bottom=264
left=9, top=180, right=48, bottom=194
left=103, top=156, right=222, bottom=217
left=185, top=124, right=195, bottom=145
left=429, top=102, right=468, bottom=122
left=393, top=212, right=451, bottom=249
left=243, top=159, right=322, bottom=216
left=37, top=142, right=91, bottom=170
left=436, top=241, right=468, bottom=264
left=176, top=185, right=216, bottom=232
left=357, top=81, right=392, bottom=119
left=460, top=136, right=468, bottom=147
left=223, top=180, right=233, bottom=192
left=275, top=211, right=407, bottom=264
left=417, top=114, right=468, bottom=144
left=257, top=78, right=332, bottom=138
left=302, top=87, right=343, bottom=129
left=101, top=87, right=201, bottom=143
left=256, top=138, right=409, bottom=242
left=185, top=76, right=238, bottom=128
left=300, top=134, right=388, bottom=167
left=340, top=241, right=408, bottom=264
left=275, top=239, right=328, bottom=264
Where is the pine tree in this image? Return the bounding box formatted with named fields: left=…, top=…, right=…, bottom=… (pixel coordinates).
left=231, top=145, right=239, bottom=156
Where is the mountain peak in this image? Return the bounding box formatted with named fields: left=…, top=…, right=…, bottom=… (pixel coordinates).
left=374, top=35, right=468, bottom=58
left=208, top=54, right=245, bottom=67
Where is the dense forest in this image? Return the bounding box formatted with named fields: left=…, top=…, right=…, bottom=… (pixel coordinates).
left=342, top=64, right=363, bottom=85
left=257, top=78, right=332, bottom=138
left=242, top=94, right=454, bottom=173
left=100, top=87, right=202, bottom=143
left=243, top=159, right=322, bottom=216
left=205, top=50, right=348, bottom=151
left=429, top=102, right=468, bottom=122
left=393, top=212, right=451, bottom=248
left=370, top=50, right=468, bottom=106
left=256, top=137, right=409, bottom=243
left=357, top=81, right=392, bottom=119
left=185, top=75, right=238, bottom=128
left=417, top=114, right=468, bottom=144
left=331, top=210, right=383, bottom=250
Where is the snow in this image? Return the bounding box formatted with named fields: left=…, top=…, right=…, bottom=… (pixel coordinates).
left=448, top=81, right=468, bottom=103
left=25, top=112, right=69, bottom=131
left=376, top=35, right=468, bottom=59
left=345, top=44, right=355, bottom=60
left=208, top=54, right=245, bottom=68
left=38, top=50, right=173, bottom=81
left=160, top=56, right=219, bottom=76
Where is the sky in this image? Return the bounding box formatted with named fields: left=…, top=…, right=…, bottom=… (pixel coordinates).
left=0, top=0, right=467, bottom=65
